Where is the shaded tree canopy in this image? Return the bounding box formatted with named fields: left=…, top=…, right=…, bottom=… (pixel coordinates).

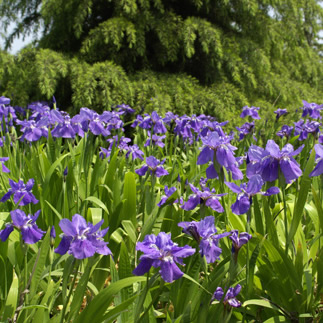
left=0, top=0, right=322, bottom=121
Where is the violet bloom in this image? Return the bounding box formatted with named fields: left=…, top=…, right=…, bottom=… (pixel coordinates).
left=79, top=108, right=110, bottom=136
left=181, top=183, right=226, bottom=213
left=212, top=285, right=241, bottom=308
left=294, top=119, right=321, bottom=140
left=236, top=122, right=255, bottom=141
left=16, top=119, right=48, bottom=142
left=199, top=117, right=227, bottom=137
left=230, top=230, right=252, bottom=253
left=135, top=156, right=169, bottom=177
left=261, top=140, right=304, bottom=183
left=133, top=232, right=195, bottom=283
left=125, top=144, right=145, bottom=161
left=0, top=157, right=10, bottom=173
left=115, top=103, right=135, bottom=114
left=309, top=144, right=323, bottom=177
left=197, top=131, right=243, bottom=179
left=28, top=102, right=51, bottom=121
left=51, top=112, right=85, bottom=138
left=1, top=179, right=39, bottom=206
left=157, top=186, right=177, bottom=206
left=174, top=116, right=194, bottom=143
left=274, top=108, right=288, bottom=120
left=178, top=216, right=230, bottom=263
left=0, top=101, right=17, bottom=126
left=145, top=131, right=166, bottom=148
left=100, top=135, right=131, bottom=158
left=248, top=141, right=304, bottom=183
left=163, top=112, right=178, bottom=125
left=301, top=100, right=323, bottom=119
left=240, top=106, right=260, bottom=120
left=225, top=175, right=280, bottom=215
left=55, top=214, right=112, bottom=259
left=276, top=125, right=293, bottom=139
left=0, top=210, right=45, bottom=244
left=101, top=111, right=124, bottom=131
left=139, top=111, right=167, bottom=134
left=0, top=96, right=10, bottom=105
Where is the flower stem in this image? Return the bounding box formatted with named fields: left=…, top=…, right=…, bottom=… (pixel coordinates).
left=60, top=260, right=79, bottom=323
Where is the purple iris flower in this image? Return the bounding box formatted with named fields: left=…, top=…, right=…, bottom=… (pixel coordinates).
left=274, top=109, right=288, bottom=120
left=240, top=106, right=260, bottom=120
left=230, top=230, right=252, bottom=253
left=262, top=140, right=304, bottom=183
left=125, top=144, right=145, bottom=161
left=145, top=131, right=166, bottom=148
left=174, top=116, right=193, bottom=143
left=133, top=232, right=195, bottom=283
left=248, top=141, right=304, bottom=183
left=212, top=285, right=241, bottom=308
left=236, top=122, right=255, bottom=140
left=157, top=186, right=177, bottom=207
left=301, top=100, right=323, bottom=119
left=1, top=178, right=39, bottom=206
left=101, top=111, right=124, bottom=131
left=16, top=119, right=48, bottom=142
left=114, top=103, right=135, bottom=114
left=197, top=132, right=243, bottom=179
left=51, top=112, right=86, bottom=138
left=276, top=125, right=293, bottom=138
left=178, top=216, right=230, bottom=263
left=139, top=112, right=167, bottom=134
left=225, top=175, right=280, bottom=215
left=55, top=214, right=112, bottom=259
left=200, top=120, right=228, bottom=138
left=0, top=157, right=10, bottom=173
left=309, top=144, right=323, bottom=177
left=131, top=115, right=143, bottom=128
left=294, top=119, right=321, bottom=140
left=163, top=112, right=178, bottom=125
left=0, top=96, right=10, bottom=105
left=135, top=156, right=169, bottom=177
left=0, top=210, right=45, bottom=244
left=79, top=108, right=111, bottom=136
left=0, top=102, right=17, bottom=126
left=100, top=135, right=131, bottom=159
left=197, top=132, right=236, bottom=167
left=181, top=183, right=225, bottom=213
left=28, top=102, right=51, bottom=121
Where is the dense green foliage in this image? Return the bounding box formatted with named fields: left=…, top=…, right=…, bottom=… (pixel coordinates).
left=0, top=0, right=323, bottom=119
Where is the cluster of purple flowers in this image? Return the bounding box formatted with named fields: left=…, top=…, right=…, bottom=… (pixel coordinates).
left=10, top=100, right=126, bottom=142
left=1, top=92, right=323, bottom=318
left=100, top=135, right=144, bottom=161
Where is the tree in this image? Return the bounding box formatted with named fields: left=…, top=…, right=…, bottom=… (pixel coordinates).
left=0, top=0, right=322, bottom=121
